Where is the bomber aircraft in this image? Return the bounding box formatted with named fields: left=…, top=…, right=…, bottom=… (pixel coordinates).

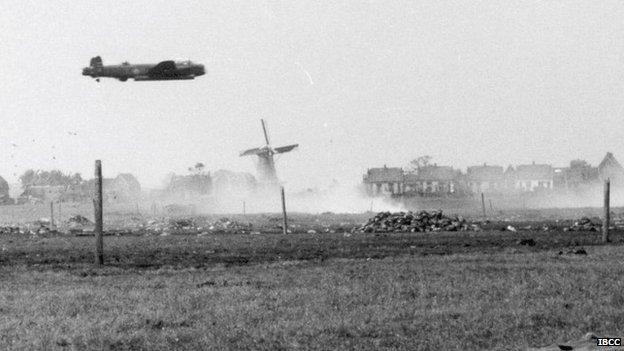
left=82, top=56, right=205, bottom=82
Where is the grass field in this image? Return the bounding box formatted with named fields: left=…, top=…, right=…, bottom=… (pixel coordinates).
left=1, top=227, right=623, bottom=350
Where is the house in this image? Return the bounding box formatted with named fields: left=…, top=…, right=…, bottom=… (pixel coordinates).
left=74, top=173, right=142, bottom=203
left=553, top=159, right=599, bottom=190
left=18, top=185, right=65, bottom=204
left=109, top=173, right=142, bottom=201
left=166, top=172, right=212, bottom=197
left=404, top=165, right=462, bottom=195
left=508, top=162, right=554, bottom=192
left=363, top=166, right=404, bottom=195
left=466, top=164, right=505, bottom=194
left=597, top=152, right=624, bottom=185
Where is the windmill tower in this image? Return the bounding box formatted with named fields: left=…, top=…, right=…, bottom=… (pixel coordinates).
left=240, top=119, right=298, bottom=185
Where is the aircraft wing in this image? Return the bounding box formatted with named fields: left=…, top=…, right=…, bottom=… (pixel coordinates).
left=273, top=144, right=299, bottom=154
left=147, top=60, right=177, bottom=76
left=240, top=148, right=264, bottom=157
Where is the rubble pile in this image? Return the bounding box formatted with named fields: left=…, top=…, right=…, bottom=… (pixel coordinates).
left=206, top=218, right=252, bottom=234
left=66, top=214, right=94, bottom=235
left=141, top=217, right=253, bottom=235
left=359, top=211, right=479, bottom=233
left=143, top=219, right=167, bottom=234
left=614, top=213, right=624, bottom=229
left=68, top=215, right=92, bottom=226
left=169, top=218, right=196, bottom=230
left=0, top=226, right=20, bottom=235
left=26, top=218, right=59, bottom=236
left=563, top=217, right=600, bottom=232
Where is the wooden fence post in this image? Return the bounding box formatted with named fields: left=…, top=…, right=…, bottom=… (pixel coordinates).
left=281, top=186, right=288, bottom=235
left=50, top=201, right=55, bottom=226
left=94, top=160, right=104, bottom=266
left=603, top=179, right=610, bottom=243
left=481, top=193, right=486, bottom=219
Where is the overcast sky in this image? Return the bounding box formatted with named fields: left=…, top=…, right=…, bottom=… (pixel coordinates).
left=1, top=0, right=623, bottom=190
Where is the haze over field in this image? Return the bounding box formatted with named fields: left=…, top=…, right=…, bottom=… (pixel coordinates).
left=1, top=1, right=623, bottom=191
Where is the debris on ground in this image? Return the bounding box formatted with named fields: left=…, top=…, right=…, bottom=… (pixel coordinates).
left=558, top=247, right=588, bottom=255
left=573, top=248, right=587, bottom=255
left=517, top=238, right=536, bottom=246
left=0, top=227, right=20, bottom=235
left=564, top=217, right=600, bottom=232
left=614, top=213, right=624, bottom=229
left=359, top=211, right=479, bottom=233
left=206, top=218, right=252, bottom=234
left=68, top=215, right=92, bottom=226
left=527, top=332, right=600, bottom=351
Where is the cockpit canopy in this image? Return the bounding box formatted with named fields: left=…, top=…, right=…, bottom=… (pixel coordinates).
left=174, top=59, right=193, bottom=66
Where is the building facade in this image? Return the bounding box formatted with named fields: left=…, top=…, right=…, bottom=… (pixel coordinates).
left=363, top=166, right=404, bottom=196
left=404, top=165, right=462, bottom=195
left=508, top=163, right=554, bottom=192
left=466, top=164, right=505, bottom=194
left=363, top=152, right=623, bottom=197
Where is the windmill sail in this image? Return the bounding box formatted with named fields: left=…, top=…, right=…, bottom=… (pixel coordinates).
left=261, top=119, right=271, bottom=147
left=240, top=119, right=298, bottom=185
left=273, top=144, right=299, bottom=154
left=240, top=147, right=266, bottom=157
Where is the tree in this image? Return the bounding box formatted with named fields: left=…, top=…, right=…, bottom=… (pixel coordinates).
left=408, top=155, right=432, bottom=173
left=19, top=169, right=36, bottom=188
left=19, top=169, right=83, bottom=188
left=70, top=173, right=83, bottom=185
left=188, top=162, right=206, bottom=175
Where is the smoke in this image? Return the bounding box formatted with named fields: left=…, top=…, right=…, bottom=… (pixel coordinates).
left=149, top=169, right=624, bottom=216
left=525, top=185, right=624, bottom=209
left=188, top=183, right=406, bottom=214
left=287, top=185, right=406, bottom=213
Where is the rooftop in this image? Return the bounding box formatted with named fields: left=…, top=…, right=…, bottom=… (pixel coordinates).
left=364, top=166, right=404, bottom=183
left=466, top=164, right=504, bottom=181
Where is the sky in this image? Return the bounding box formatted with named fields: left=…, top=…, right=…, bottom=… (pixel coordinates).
left=0, top=0, right=623, bottom=191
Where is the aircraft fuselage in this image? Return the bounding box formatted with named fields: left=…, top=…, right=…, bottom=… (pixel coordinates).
left=82, top=57, right=205, bottom=81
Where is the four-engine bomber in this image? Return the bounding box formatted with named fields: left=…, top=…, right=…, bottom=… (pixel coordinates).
left=82, top=56, right=205, bottom=82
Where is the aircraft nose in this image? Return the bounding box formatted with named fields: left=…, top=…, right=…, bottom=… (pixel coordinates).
left=196, top=64, right=205, bottom=76
left=82, top=67, right=90, bottom=76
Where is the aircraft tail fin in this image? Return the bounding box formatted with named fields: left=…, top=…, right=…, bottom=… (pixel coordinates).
left=90, top=56, right=103, bottom=69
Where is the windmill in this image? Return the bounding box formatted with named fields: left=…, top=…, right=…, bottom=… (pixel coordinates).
left=240, top=119, right=298, bottom=185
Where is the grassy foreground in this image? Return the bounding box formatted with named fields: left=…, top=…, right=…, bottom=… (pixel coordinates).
left=0, top=233, right=623, bottom=350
